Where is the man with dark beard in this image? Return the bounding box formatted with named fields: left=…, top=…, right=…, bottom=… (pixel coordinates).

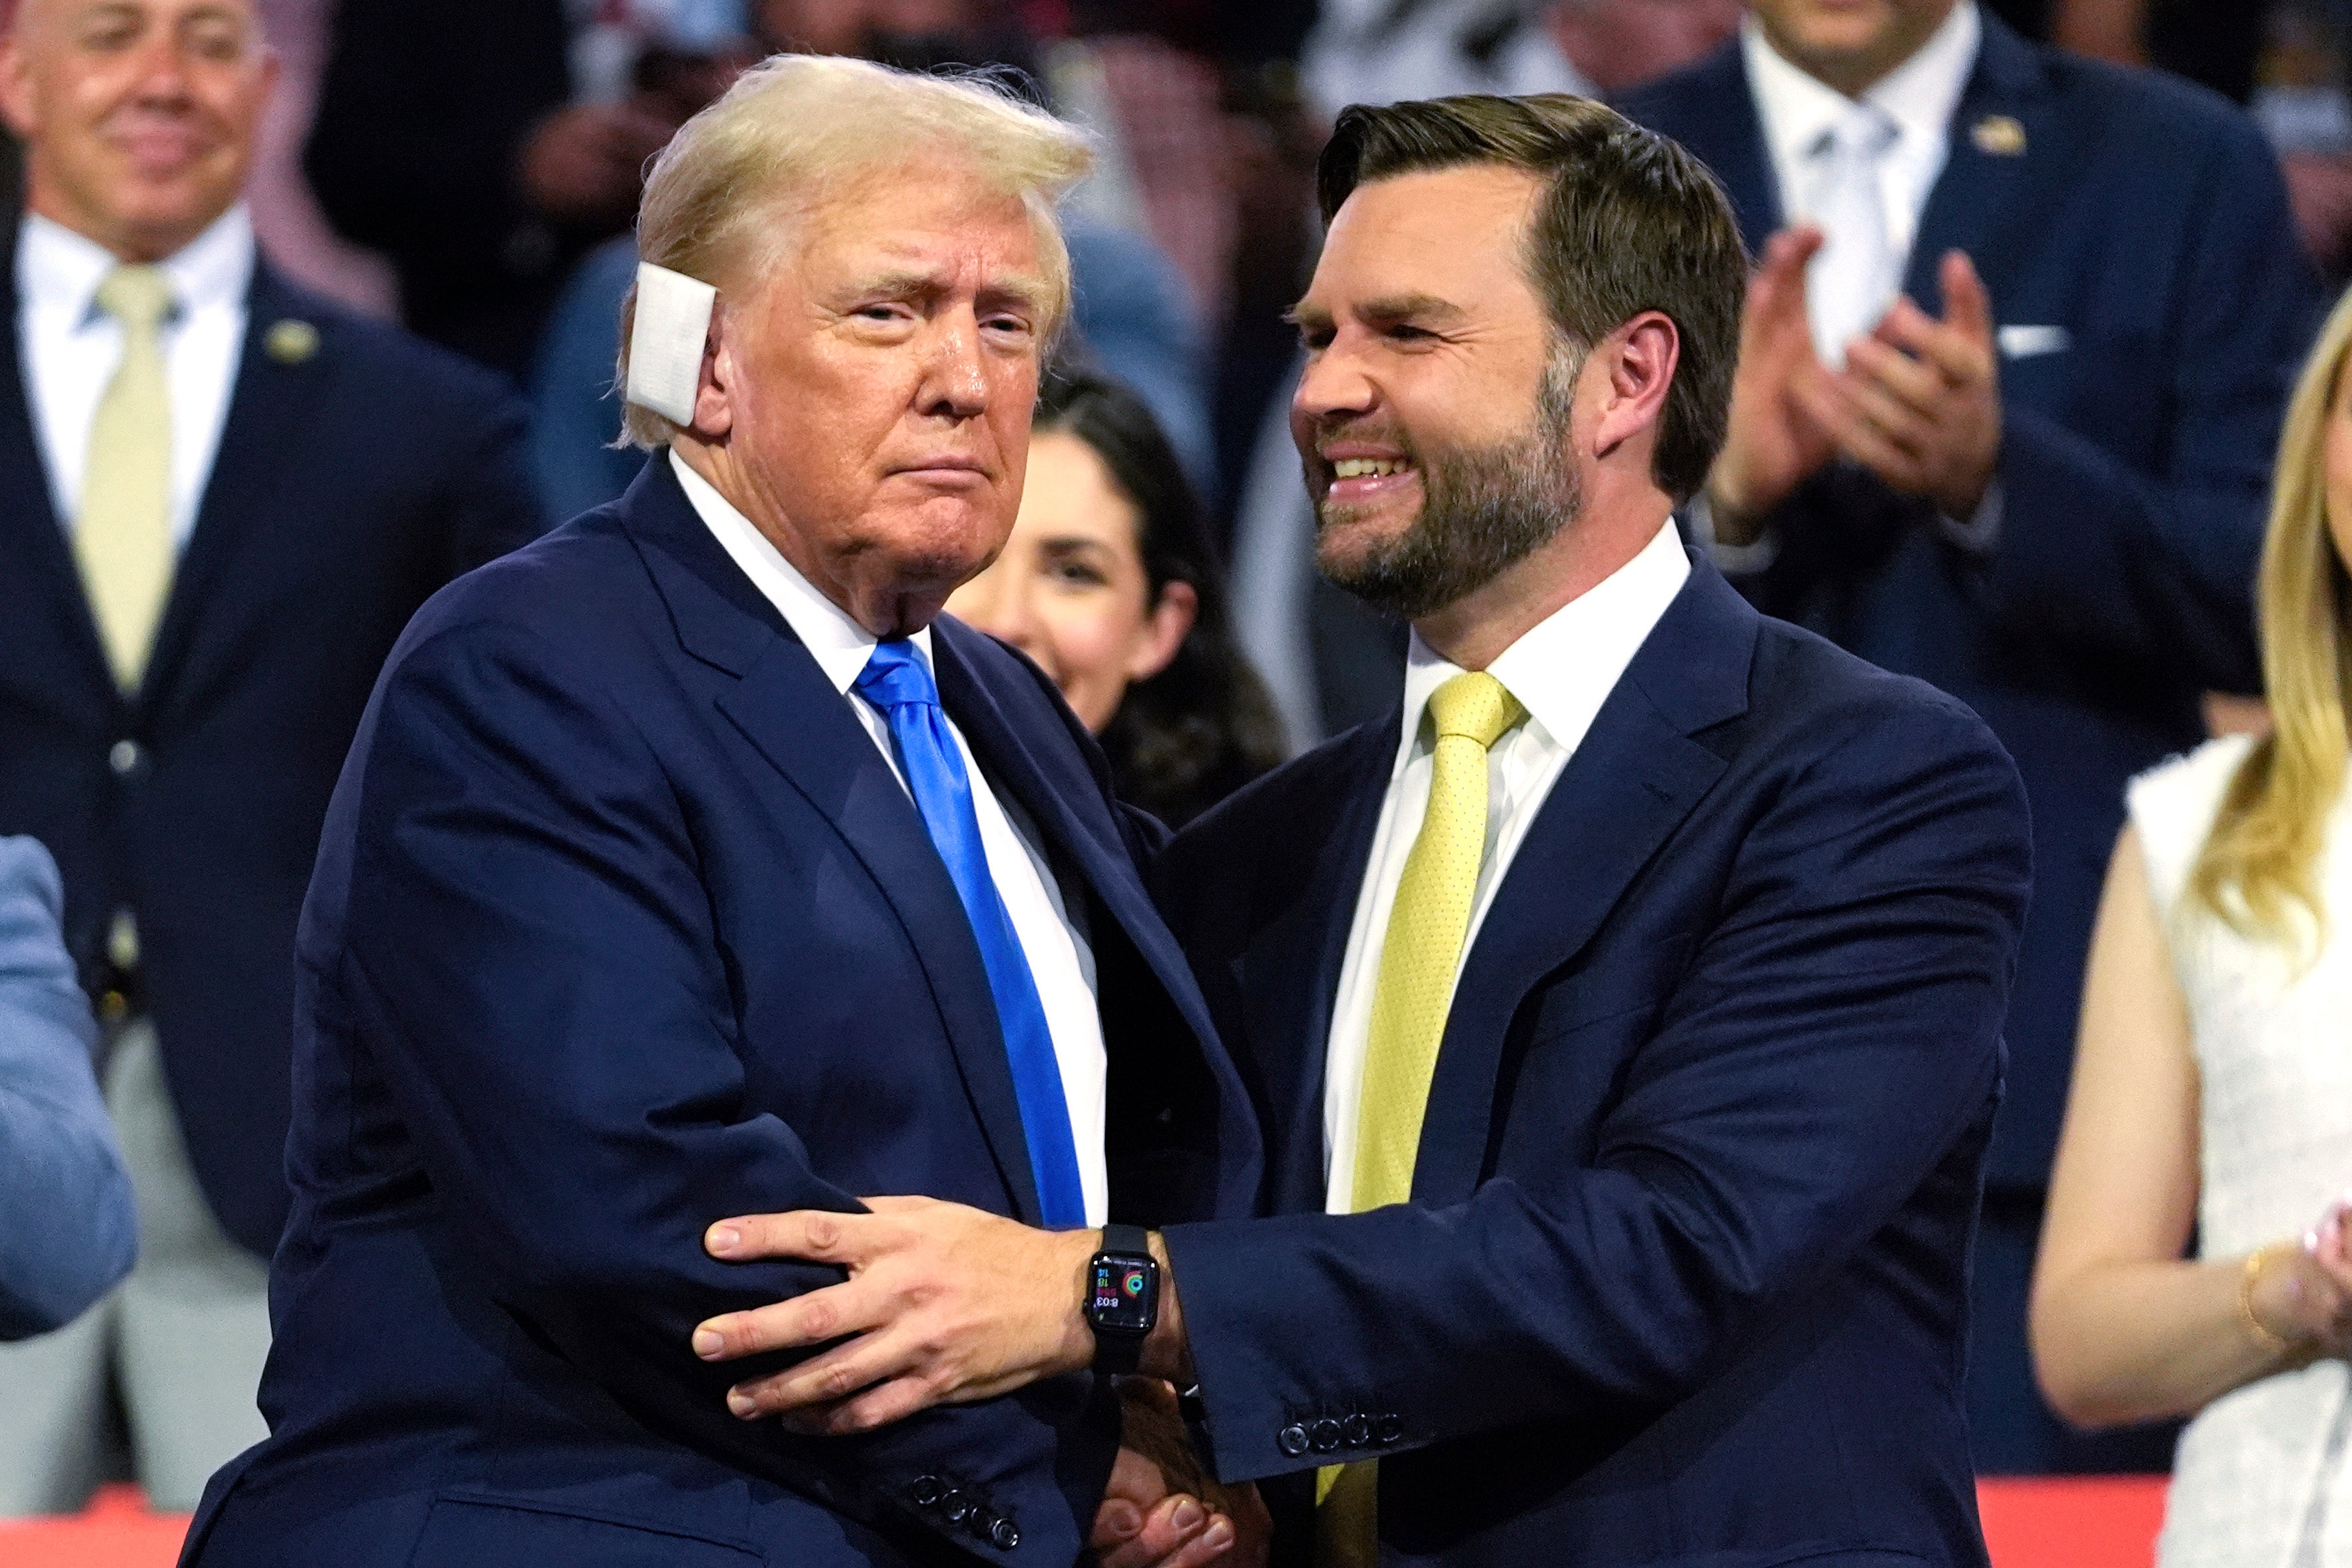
left=685, top=94, right=2035, bottom=1568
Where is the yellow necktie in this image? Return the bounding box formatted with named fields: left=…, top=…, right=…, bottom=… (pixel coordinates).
left=1318, top=668, right=1525, bottom=1568
left=74, top=265, right=177, bottom=693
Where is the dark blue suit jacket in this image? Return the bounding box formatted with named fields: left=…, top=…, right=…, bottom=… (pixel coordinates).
left=0, top=246, right=541, bottom=1257
left=180, top=460, right=1261, bottom=1567
left=1616, top=20, right=2318, bottom=1184
left=1154, top=562, right=2032, bottom=1565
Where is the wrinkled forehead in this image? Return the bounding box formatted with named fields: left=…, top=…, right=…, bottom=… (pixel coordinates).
left=747, top=159, right=1065, bottom=325
left=1296, top=164, right=1547, bottom=324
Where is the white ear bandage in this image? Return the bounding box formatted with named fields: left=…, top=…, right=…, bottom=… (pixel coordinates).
left=626, top=262, right=719, bottom=426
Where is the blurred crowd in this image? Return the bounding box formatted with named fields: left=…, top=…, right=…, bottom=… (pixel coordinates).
left=9, top=0, right=2352, bottom=1536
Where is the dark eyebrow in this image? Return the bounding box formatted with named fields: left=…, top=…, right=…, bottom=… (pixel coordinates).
left=1353, top=293, right=1466, bottom=327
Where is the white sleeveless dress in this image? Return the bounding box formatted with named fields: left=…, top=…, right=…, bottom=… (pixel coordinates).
left=2134, top=736, right=2352, bottom=1568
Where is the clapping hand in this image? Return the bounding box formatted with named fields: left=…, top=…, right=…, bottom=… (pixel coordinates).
left=1796, top=249, right=2003, bottom=522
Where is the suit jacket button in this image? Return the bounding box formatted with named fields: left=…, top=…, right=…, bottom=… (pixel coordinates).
left=1343, top=1414, right=1372, bottom=1447
left=1277, top=1423, right=1310, bottom=1456
left=1376, top=1414, right=1403, bottom=1445
left=1310, top=1418, right=1342, bottom=1452
left=990, top=1516, right=1020, bottom=1551
left=910, top=1475, right=944, bottom=1507
left=941, top=1489, right=975, bottom=1524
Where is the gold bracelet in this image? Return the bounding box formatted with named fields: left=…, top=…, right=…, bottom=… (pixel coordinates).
left=2241, top=1241, right=2301, bottom=1355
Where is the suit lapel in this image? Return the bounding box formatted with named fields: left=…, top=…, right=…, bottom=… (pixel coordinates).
left=1411, top=564, right=1757, bottom=1208
left=1901, top=17, right=2052, bottom=309
left=1253, top=721, right=1395, bottom=1215
left=141, top=263, right=335, bottom=717
left=933, top=624, right=1265, bottom=1219
left=622, top=463, right=1046, bottom=1224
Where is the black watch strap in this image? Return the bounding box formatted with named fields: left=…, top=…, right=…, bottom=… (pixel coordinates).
left=1089, top=1224, right=1158, bottom=1374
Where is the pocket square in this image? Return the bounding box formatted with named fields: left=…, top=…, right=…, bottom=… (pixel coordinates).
left=1997, top=324, right=2071, bottom=358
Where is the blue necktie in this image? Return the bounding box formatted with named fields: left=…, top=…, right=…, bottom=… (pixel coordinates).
left=853, top=640, right=1088, bottom=1228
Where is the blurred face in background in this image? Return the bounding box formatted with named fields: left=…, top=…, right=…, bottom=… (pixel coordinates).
left=1544, top=0, right=1744, bottom=96
left=0, top=0, right=276, bottom=262
left=1746, top=0, right=1956, bottom=96
left=945, top=429, right=1194, bottom=732
left=688, top=157, right=1054, bottom=636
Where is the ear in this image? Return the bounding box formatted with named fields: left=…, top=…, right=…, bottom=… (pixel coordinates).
left=1589, top=311, right=1680, bottom=465
left=0, top=31, right=37, bottom=140
left=688, top=306, right=734, bottom=440
left=1125, top=579, right=1198, bottom=684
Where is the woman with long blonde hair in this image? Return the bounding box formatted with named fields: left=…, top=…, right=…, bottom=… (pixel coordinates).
left=2033, top=287, right=2352, bottom=1565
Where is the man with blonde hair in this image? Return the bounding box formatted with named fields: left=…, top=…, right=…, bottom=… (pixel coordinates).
left=181, top=54, right=1259, bottom=1567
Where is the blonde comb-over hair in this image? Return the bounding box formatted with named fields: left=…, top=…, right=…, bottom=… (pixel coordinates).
left=617, top=54, right=1093, bottom=449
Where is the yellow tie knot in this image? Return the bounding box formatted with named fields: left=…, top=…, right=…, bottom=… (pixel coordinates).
left=94, top=266, right=175, bottom=337
left=1426, top=670, right=1524, bottom=751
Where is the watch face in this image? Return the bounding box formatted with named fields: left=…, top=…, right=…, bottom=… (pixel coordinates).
left=1089, top=1255, right=1156, bottom=1333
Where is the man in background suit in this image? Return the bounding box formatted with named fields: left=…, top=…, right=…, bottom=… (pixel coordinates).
left=1615, top=0, right=2319, bottom=1470
left=694, top=95, right=2034, bottom=1568
left=182, top=54, right=1259, bottom=1568
left=0, top=0, right=540, bottom=1512
left=0, top=835, right=135, bottom=1344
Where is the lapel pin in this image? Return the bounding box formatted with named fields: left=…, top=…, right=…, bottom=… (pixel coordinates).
left=265, top=318, right=319, bottom=364
left=1970, top=114, right=2027, bottom=156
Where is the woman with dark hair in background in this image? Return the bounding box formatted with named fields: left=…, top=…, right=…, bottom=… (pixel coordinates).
left=949, top=368, right=1287, bottom=827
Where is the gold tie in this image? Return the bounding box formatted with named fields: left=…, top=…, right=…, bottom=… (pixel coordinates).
left=1318, top=669, right=1525, bottom=1568
left=74, top=265, right=177, bottom=693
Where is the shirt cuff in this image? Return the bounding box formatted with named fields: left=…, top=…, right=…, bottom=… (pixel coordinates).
left=1685, top=491, right=1779, bottom=576
left=1936, top=482, right=2003, bottom=554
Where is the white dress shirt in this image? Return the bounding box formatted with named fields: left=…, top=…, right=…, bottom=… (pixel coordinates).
left=1743, top=1, right=1980, bottom=293
left=671, top=452, right=1109, bottom=1225
left=1322, top=519, right=1691, bottom=1210
left=17, top=206, right=254, bottom=551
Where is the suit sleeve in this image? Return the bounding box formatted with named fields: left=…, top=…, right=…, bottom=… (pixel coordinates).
left=338, top=618, right=1109, bottom=1563
left=1160, top=693, right=2031, bottom=1482
left=0, top=838, right=136, bottom=1340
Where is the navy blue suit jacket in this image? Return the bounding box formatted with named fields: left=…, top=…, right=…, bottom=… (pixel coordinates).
left=181, top=460, right=1261, bottom=1567
left=1154, top=562, right=2032, bottom=1565
left=1617, top=21, right=2317, bottom=1183
left=0, top=246, right=541, bottom=1257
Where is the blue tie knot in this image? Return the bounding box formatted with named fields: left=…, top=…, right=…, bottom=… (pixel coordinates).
left=854, top=640, right=939, bottom=712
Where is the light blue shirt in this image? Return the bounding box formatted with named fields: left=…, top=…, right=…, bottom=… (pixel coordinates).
left=0, top=836, right=135, bottom=1338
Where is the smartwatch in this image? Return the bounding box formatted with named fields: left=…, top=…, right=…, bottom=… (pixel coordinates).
left=1085, top=1223, right=1159, bottom=1373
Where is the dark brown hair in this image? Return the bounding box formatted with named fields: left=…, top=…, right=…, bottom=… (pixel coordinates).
left=1316, top=94, right=1747, bottom=503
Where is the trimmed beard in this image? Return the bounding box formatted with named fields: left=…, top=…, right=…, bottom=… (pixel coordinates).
left=1314, top=356, right=1583, bottom=621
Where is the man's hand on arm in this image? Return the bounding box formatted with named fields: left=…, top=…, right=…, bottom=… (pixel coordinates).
left=691, top=1196, right=1194, bottom=1429
left=695, top=1200, right=1253, bottom=1564
left=1798, top=250, right=2002, bottom=523
left=1703, top=225, right=1840, bottom=544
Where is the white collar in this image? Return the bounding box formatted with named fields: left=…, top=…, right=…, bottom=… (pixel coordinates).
left=667, top=449, right=934, bottom=694
left=1394, top=517, right=1691, bottom=772
left=1743, top=1, right=1980, bottom=172
left=16, top=204, right=256, bottom=326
